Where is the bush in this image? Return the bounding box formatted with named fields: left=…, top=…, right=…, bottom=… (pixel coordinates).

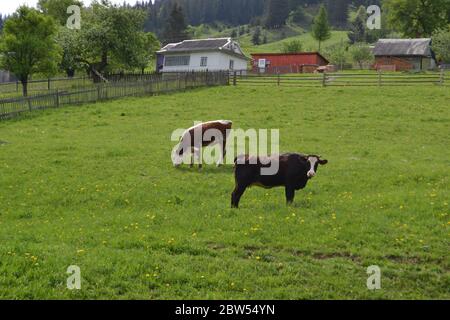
left=432, top=26, right=450, bottom=63
left=281, top=40, right=303, bottom=53
left=350, top=43, right=374, bottom=69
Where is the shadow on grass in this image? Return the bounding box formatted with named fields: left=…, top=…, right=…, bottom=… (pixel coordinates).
left=175, top=164, right=234, bottom=175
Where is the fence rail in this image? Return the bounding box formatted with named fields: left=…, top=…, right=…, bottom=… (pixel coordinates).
left=0, top=71, right=228, bottom=120
left=0, top=76, right=95, bottom=95
left=231, top=70, right=447, bottom=87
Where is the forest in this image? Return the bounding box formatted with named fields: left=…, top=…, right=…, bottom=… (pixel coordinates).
left=131, top=0, right=382, bottom=33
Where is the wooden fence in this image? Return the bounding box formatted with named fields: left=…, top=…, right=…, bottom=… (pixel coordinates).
left=0, top=71, right=228, bottom=120
left=231, top=70, right=447, bottom=87
left=104, top=71, right=161, bottom=82
left=0, top=76, right=94, bottom=95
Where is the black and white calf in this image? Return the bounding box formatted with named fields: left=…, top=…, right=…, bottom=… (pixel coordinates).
left=231, top=153, right=328, bottom=208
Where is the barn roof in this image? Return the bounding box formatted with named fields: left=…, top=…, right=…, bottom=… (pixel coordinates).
left=373, top=38, right=432, bottom=57
left=158, top=38, right=249, bottom=60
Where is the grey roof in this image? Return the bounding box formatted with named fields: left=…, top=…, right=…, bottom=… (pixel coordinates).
left=373, top=38, right=432, bottom=57
left=157, top=38, right=249, bottom=60
left=166, top=38, right=230, bottom=51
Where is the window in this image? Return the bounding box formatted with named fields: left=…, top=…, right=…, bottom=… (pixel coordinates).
left=200, top=57, right=208, bottom=67
left=164, top=55, right=190, bottom=67
left=229, top=60, right=234, bottom=70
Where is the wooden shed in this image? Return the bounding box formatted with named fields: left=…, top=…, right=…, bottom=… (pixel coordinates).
left=373, top=39, right=437, bottom=71
left=251, top=52, right=329, bottom=74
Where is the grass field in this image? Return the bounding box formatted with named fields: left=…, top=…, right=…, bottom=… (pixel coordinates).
left=0, top=84, right=449, bottom=299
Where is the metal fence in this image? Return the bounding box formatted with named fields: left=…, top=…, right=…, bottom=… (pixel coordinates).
left=0, top=71, right=229, bottom=120
left=231, top=70, right=447, bottom=87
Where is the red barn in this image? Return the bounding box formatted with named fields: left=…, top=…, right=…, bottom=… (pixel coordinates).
left=251, top=52, right=329, bottom=74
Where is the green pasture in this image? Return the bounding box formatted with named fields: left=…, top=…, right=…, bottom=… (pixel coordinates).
left=0, top=84, right=448, bottom=299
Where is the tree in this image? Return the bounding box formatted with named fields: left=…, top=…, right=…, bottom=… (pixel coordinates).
left=55, top=26, right=81, bottom=77
left=135, top=32, right=161, bottom=74
left=230, top=29, right=237, bottom=38
left=432, top=26, right=450, bottom=63
left=348, top=6, right=367, bottom=44
left=282, top=40, right=303, bottom=53
left=0, top=6, right=60, bottom=96
left=265, top=0, right=290, bottom=29
left=326, top=0, right=350, bottom=28
left=51, top=2, right=158, bottom=80
left=350, top=43, right=373, bottom=69
left=252, top=26, right=261, bottom=45
left=163, top=3, right=189, bottom=44
left=384, top=0, right=450, bottom=38
left=38, top=0, right=83, bottom=25
left=288, top=6, right=306, bottom=25
left=78, top=3, right=154, bottom=78
left=323, top=40, right=349, bottom=70
left=312, top=5, right=331, bottom=51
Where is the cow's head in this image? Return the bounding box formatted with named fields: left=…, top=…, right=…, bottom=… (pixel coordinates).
left=171, top=145, right=185, bottom=167
left=304, top=155, right=328, bottom=178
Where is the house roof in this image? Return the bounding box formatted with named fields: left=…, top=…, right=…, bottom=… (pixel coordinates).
left=157, top=38, right=249, bottom=60
left=251, top=52, right=330, bottom=64
left=373, top=38, right=432, bottom=57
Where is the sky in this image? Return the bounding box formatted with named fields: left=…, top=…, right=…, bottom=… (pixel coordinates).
left=0, top=1, right=143, bottom=15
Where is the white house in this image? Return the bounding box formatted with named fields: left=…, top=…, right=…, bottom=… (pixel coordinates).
left=156, top=38, right=249, bottom=73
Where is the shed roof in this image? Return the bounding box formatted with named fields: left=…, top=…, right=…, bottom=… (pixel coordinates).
left=373, top=38, right=432, bottom=57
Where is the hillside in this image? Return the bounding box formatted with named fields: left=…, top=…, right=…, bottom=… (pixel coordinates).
left=188, top=23, right=347, bottom=58
left=239, top=30, right=348, bottom=55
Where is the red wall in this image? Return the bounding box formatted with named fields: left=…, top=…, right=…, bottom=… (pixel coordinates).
left=251, top=53, right=328, bottom=73
left=375, top=56, right=414, bottom=71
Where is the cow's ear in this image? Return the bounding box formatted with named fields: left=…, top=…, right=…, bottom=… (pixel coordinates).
left=319, top=159, right=328, bottom=165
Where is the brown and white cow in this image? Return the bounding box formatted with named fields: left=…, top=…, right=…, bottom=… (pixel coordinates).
left=172, top=120, right=233, bottom=168
left=231, top=153, right=328, bottom=208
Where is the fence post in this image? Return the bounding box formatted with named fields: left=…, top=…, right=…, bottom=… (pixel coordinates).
left=233, top=72, right=237, bottom=86
left=440, top=68, right=445, bottom=85
left=277, top=72, right=280, bottom=86
left=97, top=85, right=101, bottom=100
left=27, top=97, right=32, bottom=112
left=16, top=81, right=19, bottom=92
left=56, top=89, right=60, bottom=107
left=48, top=78, right=51, bottom=90
left=378, top=70, right=382, bottom=87
left=322, top=72, right=327, bottom=87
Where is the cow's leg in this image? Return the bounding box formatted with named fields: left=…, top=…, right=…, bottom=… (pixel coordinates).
left=231, top=184, right=247, bottom=208
left=285, top=186, right=295, bottom=205
left=194, top=148, right=202, bottom=169
left=189, top=148, right=194, bottom=168
left=216, top=139, right=226, bottom=167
